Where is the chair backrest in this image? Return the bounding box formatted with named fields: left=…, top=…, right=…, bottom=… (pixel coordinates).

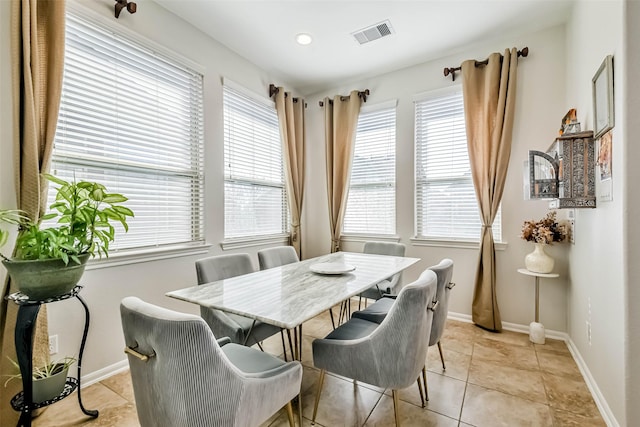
left=257, top=246, right=299, bottom=270
left=428, top=259, right=454, bottom=346
left=195, top=253, right=254, bottom=285
left=363, top=241, right=405, bottom=257
left=367, top=268, right=437, bottom=388
left=363, top=241, right=406, bottom=289
left=120, top=297, right=245, bottom=427
left=194, top=254, right=254, bottom=343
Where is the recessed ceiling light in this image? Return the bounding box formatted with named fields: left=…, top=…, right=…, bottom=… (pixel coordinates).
left=296, top=33, right=313, bottom=45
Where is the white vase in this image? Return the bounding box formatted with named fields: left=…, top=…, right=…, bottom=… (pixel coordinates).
left=525, top=243, right=554, bottom=273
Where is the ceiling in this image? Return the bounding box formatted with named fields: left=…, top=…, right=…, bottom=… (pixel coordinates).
left=153, top=0, right=575, bottom=95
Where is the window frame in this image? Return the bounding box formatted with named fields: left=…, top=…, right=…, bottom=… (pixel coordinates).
left=412, top=86, right=505, bottom=249
left=49, top=10, right=208, bottom=268
left=342, top=100, right=398, bottom=238
left=221, top=80, right=289, bottom=247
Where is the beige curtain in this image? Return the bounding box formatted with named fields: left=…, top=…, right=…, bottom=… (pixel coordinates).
left=1, top=0, right=66, bottom=422
left=323, top=91, right=363, bottom=253
left=274, top=88, right=305, bottom=258
left=461, top=48, right=518, bottom=331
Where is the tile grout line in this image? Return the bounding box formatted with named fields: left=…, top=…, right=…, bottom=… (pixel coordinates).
left=456, top=326, right=476, bottom=427
left=533, top=345, right=556, bottom=426
left=360, top=386, right=385, bottom=427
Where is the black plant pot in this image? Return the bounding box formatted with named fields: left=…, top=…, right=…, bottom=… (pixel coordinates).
left=2, top=254, right=90, bottom=300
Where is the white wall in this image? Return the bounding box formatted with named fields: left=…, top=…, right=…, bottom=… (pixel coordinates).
left=0, top=0, right=297, bottom=375
left=303, top=25, right=570, bottom=332
left=624, top=1, right=640, bottom=424
left=564, top=1, right=626, bottom=425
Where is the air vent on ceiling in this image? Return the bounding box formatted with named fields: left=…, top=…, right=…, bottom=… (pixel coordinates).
left=352, top=20, right=394, bottom=45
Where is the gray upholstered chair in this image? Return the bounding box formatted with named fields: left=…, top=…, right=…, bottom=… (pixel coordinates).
left=427, top=259, right=455, bottom=369
left=359, top=241, right=406, bottom=304
left=195, top=253, right=284, bottom=350
left=311, top=269, right=438, bottom=426
left=351, top=258, right=455, bottom=404
left=257, top=246, right=299, bottom=270
left=120, top=297, right=303, bottom=427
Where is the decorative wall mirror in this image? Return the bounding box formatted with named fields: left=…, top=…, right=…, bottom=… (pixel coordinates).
left=527, top=131, right=596, bottom=208
left=528, top=150, right=559, bottom=199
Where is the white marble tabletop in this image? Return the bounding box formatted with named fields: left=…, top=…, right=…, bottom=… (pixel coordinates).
left=166, top=252, right=420, bottom=329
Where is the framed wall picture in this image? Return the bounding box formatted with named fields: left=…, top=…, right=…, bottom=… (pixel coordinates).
left=592, top=55, right=614, bottom=139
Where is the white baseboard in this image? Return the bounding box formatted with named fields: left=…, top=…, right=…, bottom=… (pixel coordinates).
left=565, top=338, right=619, bottom=427
left=447, top=312, right=618, bottom=427
left=80, top=359, right=129, bottom=388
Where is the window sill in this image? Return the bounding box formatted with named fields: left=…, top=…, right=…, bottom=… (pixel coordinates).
left=221, top=234, right=290, bottom=250
left=340, top=234, right=401, bottom=243
left=410, top=237, right=507, bottom=251
left=85, top=243, right=212, bottom=270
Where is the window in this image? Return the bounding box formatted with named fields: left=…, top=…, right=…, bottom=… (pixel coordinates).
left=415, top=89, right=501, bottom=241
left=223, top=84, right=287, bottom=239
left=343, top=104, right=396, bottom=235
left=50, top=14, right=205, bottom=252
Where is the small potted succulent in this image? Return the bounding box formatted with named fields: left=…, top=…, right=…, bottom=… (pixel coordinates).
left=4, top=356, right=76, bottom=403
left=0, top=174, right=134, bottom=300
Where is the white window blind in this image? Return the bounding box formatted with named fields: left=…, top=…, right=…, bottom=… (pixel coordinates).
left=223, top=84, right=288, bottom=239
left=343, top=105, right=396, bottom=235
left=49, top=14, right=205, bottom=252
left=415, top=89, right=501, bottom=241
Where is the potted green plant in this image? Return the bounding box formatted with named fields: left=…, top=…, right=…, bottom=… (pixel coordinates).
left=4, top=356, right=76, bottom=403
left=0, top=174, right=134, bottom=300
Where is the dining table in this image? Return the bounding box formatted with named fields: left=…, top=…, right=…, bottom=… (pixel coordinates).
left=166, top=251, right=420, bottom=360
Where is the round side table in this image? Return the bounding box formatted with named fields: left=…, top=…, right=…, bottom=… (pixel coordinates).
left=517, top=268, right=559, bottom=344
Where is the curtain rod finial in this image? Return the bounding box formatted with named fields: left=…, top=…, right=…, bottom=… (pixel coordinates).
left=269, top=84, right=278, bottom=98
left=444, top=67, right=458, bottom=81
left=115, top=0, right=136, bottom=18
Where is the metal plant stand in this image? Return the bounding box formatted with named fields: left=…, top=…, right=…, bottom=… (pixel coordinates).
left=6, top=286, right=99, bottom=427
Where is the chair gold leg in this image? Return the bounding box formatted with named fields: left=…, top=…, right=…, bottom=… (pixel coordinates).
left=437, top=341, right=446, bottom=370
left=392, top=389, right=401, bottom=426
left=285, top=401, right=295, bottom=427
left=297, top=393, right=303, bottom=427
left=422, top=366, right=429, bottom=402
left=312, top=369, right=326, bottom=424
left=416, top=377, right=425, bottom=408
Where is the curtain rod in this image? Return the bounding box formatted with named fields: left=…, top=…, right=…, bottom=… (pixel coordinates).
left=268, top=83, right=307, bottom=107
left=443, top=47, right=529, bottom=82
left=318, top=89, right=370, bottom=107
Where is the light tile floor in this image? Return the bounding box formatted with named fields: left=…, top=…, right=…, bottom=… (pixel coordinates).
left=32, top=306, right=606, bottom=427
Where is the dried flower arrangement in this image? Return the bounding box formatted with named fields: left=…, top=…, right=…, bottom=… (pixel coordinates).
left=521, top=211, right=567, bottom=244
